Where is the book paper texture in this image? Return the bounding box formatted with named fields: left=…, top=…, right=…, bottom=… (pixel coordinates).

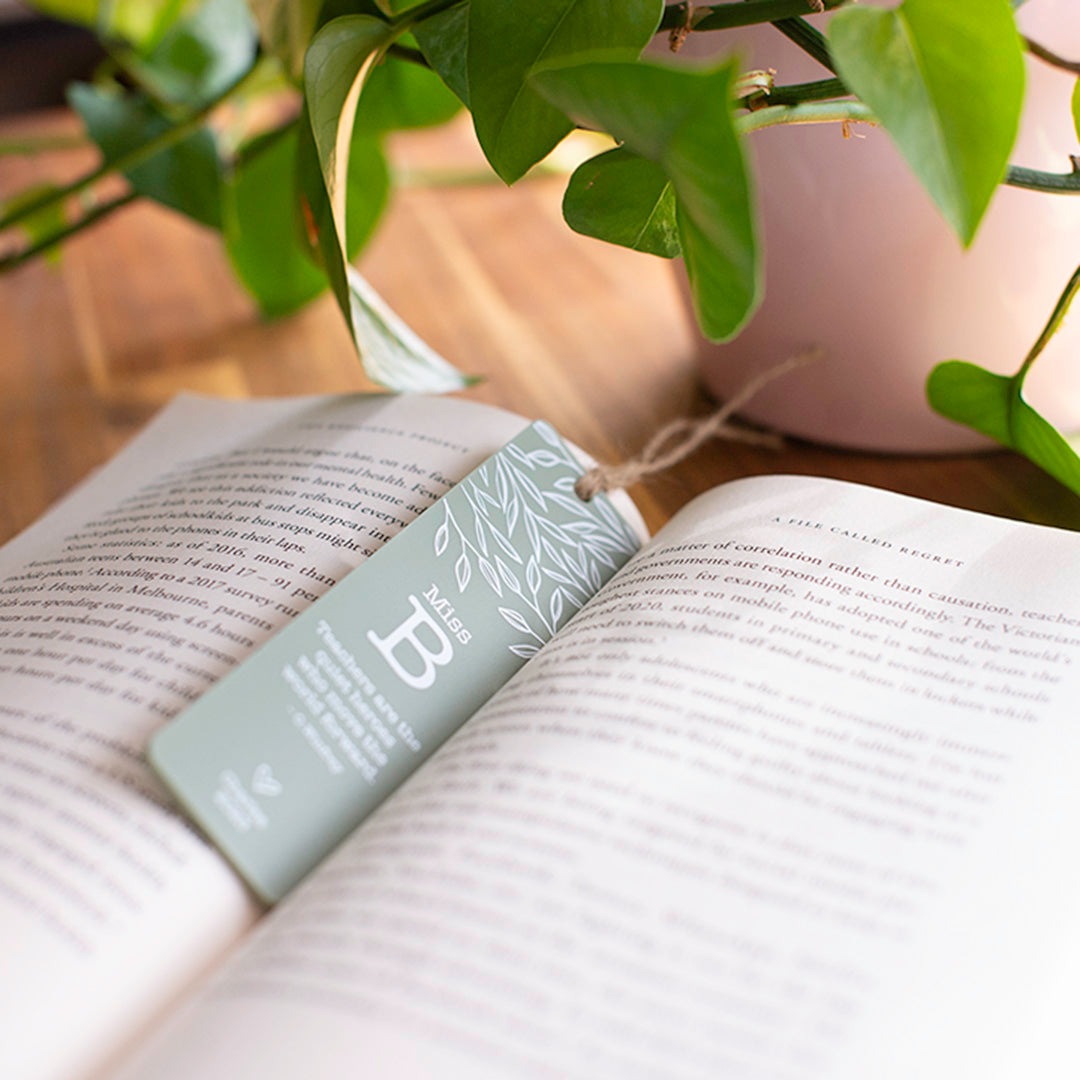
left=5, top=391, right=1080, bottom=1080
left=0, top=394, right=641, bottom=1080
left=107, top=476, right=1080, bottom=1080
left=151, top=422, right=640, bottom=901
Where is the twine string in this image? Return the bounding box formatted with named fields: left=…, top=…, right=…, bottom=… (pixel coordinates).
left=574, top=352, right=817, bottom=500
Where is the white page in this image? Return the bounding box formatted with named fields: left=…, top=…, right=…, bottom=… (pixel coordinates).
left=108, top=475, right=1080, bottom=1080
left=0, top=392, right=563, bottom=1080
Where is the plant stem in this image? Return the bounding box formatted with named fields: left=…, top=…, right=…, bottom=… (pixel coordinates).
left=763, top=76, right=848, bottom=106
left=0, top=67, right=254, bottom=236
left=659, top=1, right=847, bottom=32
left=0, top=192, right=137, bottom=273
left=771, top=16, right=835, bottom=72
left=0, top=134, right=92, bottom=156
left=1024, top=37, right=1080, bottom=76
left=736, top=99, right=873, bottom=135
left=387, top=42, right=430, bottom=68
left=1017, top=261, right=1080, bottom=379
left=1004, top=165, right=1080, bottom=194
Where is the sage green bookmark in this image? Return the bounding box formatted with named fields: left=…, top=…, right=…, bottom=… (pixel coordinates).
left=150, top=422, right=640, bottom=903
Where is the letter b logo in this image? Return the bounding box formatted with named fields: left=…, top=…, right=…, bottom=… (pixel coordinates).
left=367, top=595, right=453, bottom=690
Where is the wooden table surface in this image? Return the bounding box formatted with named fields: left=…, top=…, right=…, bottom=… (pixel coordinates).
left=3, top=109, right=1080, bottom=543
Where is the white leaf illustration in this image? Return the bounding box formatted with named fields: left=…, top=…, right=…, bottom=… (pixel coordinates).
left=479, top=557, right=502, bottom=596
left=550, top=588, right=564, bottom=624
left=499, top=606, right=532, bottom=634
left=534, top=421, right=562, bottom=448
left=587, top=544, right=615, bottom=570
left=455, top=552, right=471, bottom=592
left=542, top=566, right=574, bottom=587
left=434, top=519, right=449, bottom=557
left=589, top=562, right=602, bottom=590
left=506, top=443, right=533, bottom=468
left=474, top=515, right=489, bottom=555
left=506, top=495, right=520, bottom=536
left=525, top=511, right=541, bottom=557
left=541, top=536, right=568, bottom=569
left=509, top=643, right=540, bottom=659
left=516, top=470, right=545, bottom=509
left=549, top=492, right=591, bottom=519
left=593, top=494, right=621, bottom=531
left=496, top=556, right=522, bottom=595
left=494, top=561, right=520, bottom=596
left=490, top=524, right=523, bottom=564
left=528, top=449, right=561, bottom=469
left=538, top=517, right=572, bottom=545
left=589, top=532, right=629, bottom=554
left=496, top=459, right=510, bottom=506
left=526, top=556, right=541, bottom=595
left=565, top=546, right=586, bottom=576
left=553, top=476, right=577, bottom=493
left=462, top=484, right=487, bottom=524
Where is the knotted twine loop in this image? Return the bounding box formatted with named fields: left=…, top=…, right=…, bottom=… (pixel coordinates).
left=574, top=351, right=819, bottom=501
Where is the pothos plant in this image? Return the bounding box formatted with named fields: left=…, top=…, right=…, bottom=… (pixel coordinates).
left=4, top=0, right=1080, bottom=492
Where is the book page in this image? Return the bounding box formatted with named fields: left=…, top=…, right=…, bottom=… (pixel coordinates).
left=0, top=392, right=546, bottom=1080
left=108, top=475, right=1080, bottom=1080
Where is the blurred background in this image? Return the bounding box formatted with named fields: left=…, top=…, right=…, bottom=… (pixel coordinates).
left=0, top=2, right=103, bottom=115
left=3, top=0, right=1078, bottom=546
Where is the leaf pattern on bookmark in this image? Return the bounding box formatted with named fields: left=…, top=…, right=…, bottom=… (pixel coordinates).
left=434, top=425, right=639, bottom=657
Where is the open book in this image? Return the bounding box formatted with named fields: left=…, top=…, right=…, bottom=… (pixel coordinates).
left=3, top=392, right=1080, bottom=1080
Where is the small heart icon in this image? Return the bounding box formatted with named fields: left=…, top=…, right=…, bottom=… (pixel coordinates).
left=252, top=763, right=282, bottom=797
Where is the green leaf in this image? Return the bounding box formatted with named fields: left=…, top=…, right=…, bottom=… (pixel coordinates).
left=355, top=55, right=463, bottom=134
left=130, top=0, right=191, bottom=50
left=294, top=109, right=340, bottom=275
left=414, top=2, right=470, bottom=107
left=467, top=0, right=663, bottom=184
left=293, top=107, right=390, bottom=267
left=304, top=15, right=393, bottom=240
left=928, top=362, right=1080, bottom=495
left=929, top=263, right=1080, bottom=493
left=230, top=121, right=385, bottom=318
left=28, top=0, right=185, bottom=51
left=67, top=82, right=222, bottom=228
left=247, top=0, right=323, bottom=82
left=344, top=264, right=481, bottom=392
left=1072, top=78, right=1080, bottom=146
left=123, top=0, right=258, bottom=108
left=318, top=0, right=389, bottom=18
left=364, top=2, right=469, bottom=108
left=342, top=133, right=391, bottom=257
left=534, top=58, right=758, bottom=342
left=301, top=15, right=470, bottom=389
left=2, top=183, right=67, bottom=265
left=829, top=0, right=1024, bottom=246
left=224, top=128, right=328, bottom=318
left=297, top=118, right=473, bottom=391
left=564, top=146, right=679, bottom=258
left=24, top=0, right=97, bottom=23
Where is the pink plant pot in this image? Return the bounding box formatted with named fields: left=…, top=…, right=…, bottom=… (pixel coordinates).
left=683, top=0, right=1080, bottom=452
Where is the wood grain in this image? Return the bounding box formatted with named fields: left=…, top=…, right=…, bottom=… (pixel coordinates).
left=3, top=110, right=1080, bottom=545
